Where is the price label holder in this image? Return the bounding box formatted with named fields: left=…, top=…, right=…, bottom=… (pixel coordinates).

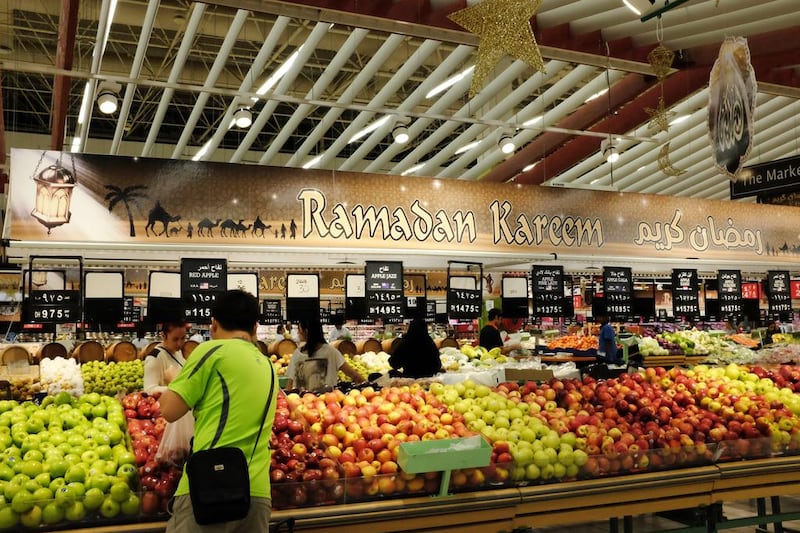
left=24, top=256, right=83, bottom=329
left=345, top=274, right=366, bottom=320
left=718, top=270, right=743, bottom=318
left=446, top=260, right=482, bottom=321
left=532, top=266, right=565, bottom=318
left=603, top=266, right=633, bottom=320
left=405, top=273, right=427, bottom=320
left=768, top=270, right=792, bottom=317
left=84, top=271, right=124, bottom=327
left=181, top=258, right=227, bottom=323
left=501, top=275, right=529, bottom=319
left=286, top=273, right=320, bottom=322
left=671, top=268, right=700, bottom=320
left=261, top=299, right=282, bottom=324
left=365, top=261, right=404, bottom=321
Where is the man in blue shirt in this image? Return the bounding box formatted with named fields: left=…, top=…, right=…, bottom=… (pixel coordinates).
left=597, top=314, right=620, bottom=364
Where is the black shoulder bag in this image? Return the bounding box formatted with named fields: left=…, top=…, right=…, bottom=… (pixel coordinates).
left=185, top=365, right=276, bottom=525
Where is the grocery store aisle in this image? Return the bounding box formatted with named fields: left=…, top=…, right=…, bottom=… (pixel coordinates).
left=528, top=496, right=800, bottom=532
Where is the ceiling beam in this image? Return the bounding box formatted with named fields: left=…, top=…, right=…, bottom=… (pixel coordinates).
left=505, top=66, right=711, bottom=186
left=50, top=0, right=80, bottom=151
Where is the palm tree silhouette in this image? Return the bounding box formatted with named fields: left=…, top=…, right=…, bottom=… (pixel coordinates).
left=105, top=184, right=148, bottom=237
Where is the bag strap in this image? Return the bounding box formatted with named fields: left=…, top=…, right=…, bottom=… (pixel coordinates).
left=249, top=360, right=276, bottom=464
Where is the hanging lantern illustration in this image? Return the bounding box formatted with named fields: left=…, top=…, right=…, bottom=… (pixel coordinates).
left=31, top=161, right=77, bottom=234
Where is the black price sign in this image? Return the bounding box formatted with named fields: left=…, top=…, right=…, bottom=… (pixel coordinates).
left=122, top=296, right=141, bottom=323
left=365, top=261, right=404, bottom=319
left=30, top=290, right=81, bottom=323
left=768, top=271, right=792, bottom=314
left=718, top=270, right=743, bottom=316
left=533, top=266, right=565, bottom=317
left=671, top=269, right=700, bottom=319
left=261, top=299, right=282, bottom=324
left=603, top=267, right=633, bottom=320
left=447, top=276, right=481, bottom=320
left=181, top=258, right=227, bottom=323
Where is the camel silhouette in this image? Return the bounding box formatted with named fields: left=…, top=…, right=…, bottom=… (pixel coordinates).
left=252, top=216, right=272, bottom=238
left=220, top=218, right=243, bottom=237
left=145, top=201, right=181, bottom=237
left=234, top=220, right=252, bottom=237
left=197, top=218, right=221, bottom=237
left=169, top=225, right=183, bottom=237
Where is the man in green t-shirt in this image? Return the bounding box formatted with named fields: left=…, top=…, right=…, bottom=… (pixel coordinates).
left=160, top=290, right=277, bottom=532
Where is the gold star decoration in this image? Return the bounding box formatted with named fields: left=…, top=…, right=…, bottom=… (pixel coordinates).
left=645, top=96, right=675, bottom=133
left=448, top=0, right=546, bottom=98
left=647, top=44, right=675, bottom=82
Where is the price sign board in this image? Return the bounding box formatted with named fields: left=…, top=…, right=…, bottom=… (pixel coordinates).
left=718, top=270, right=742, bottom=317
left=181, top=258, right=227, bottom=323
left=671, top=269, right=700, bottom=319
left=29, top=290, right=81, bottom=323
left=603, top=267, right=633, bottom=319
left=447, top=276, right=481, bottom=320
left=345, top=274, right=366, bottom=320
left=365, top=261, right=404, bottom=320
left=286, top=273, right=320, bottom=322
left=122, top=297, right=140, bottom=323
left=261, top=299, right=282, bottom=324
left=532, top=266, right=565, bottom=317
left=768, top=270, right=792, bottom=316
left=501, top=276, right=529, bottom=319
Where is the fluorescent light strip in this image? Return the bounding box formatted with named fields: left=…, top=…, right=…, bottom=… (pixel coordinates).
left=455, top=141, right=480, bottom=154
left=426, top=65, right=474, bottom=99
left=622, top=0, right=643, bottom=16
left=348, top=115, right=390, bottom=144
left=253, top=47, right=302, bottom=101
left=522, top=162, right=537, bottom=172
left=523, top=115, right=543, bottom=126
left=192, top=139, right=213, bottom=161
left=302, top=155, right=323, bottom=169
left=584, top=87, right=608, bottom=103
left=77, top=82, right=92, bottom=126
left=401, top=163, right=424, bottom=176
left=669, top=114, right=690, bottom=126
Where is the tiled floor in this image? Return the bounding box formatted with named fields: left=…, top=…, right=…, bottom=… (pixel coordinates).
left=531, top=497, right=800, bottom=533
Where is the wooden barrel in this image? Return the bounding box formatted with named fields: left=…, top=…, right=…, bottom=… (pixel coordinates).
left=106, top=341, right=138, bottom=362
left=182, top=340, right=199, bottom=359
left=434, top=337, right=459, bottom=350
left=72, top=341, right=105, bottom=363
left=255, top=340, right=270, bottom=356
left=36, top=342, right=68, bottom=362
left=331, top=339, right=357, bottom=357
left=381, top=337, right=402, bottom=354
left=356, top=338, right=382, bottom=354
left=269, top=338, right=297, bottom=356
left=140, top=342, right=159, bottom=359
left=2, top=346, right=31, bottom=365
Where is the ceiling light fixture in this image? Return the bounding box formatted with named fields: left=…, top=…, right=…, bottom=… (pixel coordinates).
left=584, top=87, right=609, bottom=103
left=233, top=107, right=253, bottom=129
left=253, top=47, right=302, bottom=101
left=392, top=118, right=410, bottom=145
left=348, top=115, right=391, bottom=144
left=522, top=162, right=537, bottom=172
left=426, top=65, right=475, bottom=99
left=601, top=137, right=620, bottom=164
left=455, top=141, right=480, bottom=154
left=622, top=0, right=654, bottom=16
left=302, top=155, right=323, bottom=169
left=523, top=115, right=543, bottom=127
left=96, top=82, right=121, bottom=114
left=499, top=134, right=516, bottom=155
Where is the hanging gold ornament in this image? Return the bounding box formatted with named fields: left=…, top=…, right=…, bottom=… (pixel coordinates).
left=645, top=96, right=675, bottom=133
left=658, top=142, right=687, bottom=176
left=647, top=44, right=675, bottom=82
left=448, top=0, right=546, bottom=98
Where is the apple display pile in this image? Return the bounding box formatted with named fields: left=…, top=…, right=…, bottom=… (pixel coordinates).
left=120, top=392, right=179, bottom=516
left=269, top=353, right=292, bottom=376
left=352, top=351, right=392, bottom=375
left=39, top=358, right=84, bottom=397
left=81, top=360, right=144, bottom=396
left=0, top=393, right=139, bottom=530
left=339, top=355, right=370, bottom=383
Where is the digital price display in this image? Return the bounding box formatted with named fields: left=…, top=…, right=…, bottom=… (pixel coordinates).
left=30, top=290, right=81, bottom=323
left=447, top=276, right=481, bottom=320
left=718, top=270, right=743, bottom=316
left=671, top=269, right=700, bottom=319
left=768, top=271, right=792, bottom=315
left=533, top=266, right=565, bottom=317
left=181, top=258, right=226, bottom=323
left=603, top=267, right=633, bottom=319
left=365, top=261, right=404, bottom=320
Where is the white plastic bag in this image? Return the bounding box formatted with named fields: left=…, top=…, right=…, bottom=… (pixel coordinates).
left=155, top=412, right=194, bottom=467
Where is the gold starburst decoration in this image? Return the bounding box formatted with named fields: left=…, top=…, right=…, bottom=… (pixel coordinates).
left=645, top=96, right=675, bottom=133
left=448, top=0, right=546, bottom=98
left=647, top=44, right=675, bottom=82
left=658, top=142, right=687, bottom=176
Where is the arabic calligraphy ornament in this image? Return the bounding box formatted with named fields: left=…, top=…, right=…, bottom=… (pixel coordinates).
left=707, top=36, right=757, bottom=180
left=448, top=0, right=546, bottom=98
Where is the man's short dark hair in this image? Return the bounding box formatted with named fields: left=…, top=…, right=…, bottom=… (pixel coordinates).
left=487, top=308, right=502, bottom=321
left=212, top=290, right=259, bottom=331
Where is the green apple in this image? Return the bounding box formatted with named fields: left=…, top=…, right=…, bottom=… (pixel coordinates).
left=0, top=506, right=19, bottom=529
left=90, top=404, right=107, bottom=419
left=54, top=485, right=76, bottom=507
left=19, top=504, right=42, bottom=528
left=80, top=450, right=99, bottom=465
left=82, top=487, right=105, bottom=511
left=109, top=481, right=131, bottom=503
left=96, top=445, right=113, bottom=461
left=20, top=460, right=43, bottom=479
left=120, top=493, right=140, bottom=516
left=46, top=459, right=68, bottom=479
left=64, top=465, right=86, bottom=484
left=99, top=496, right=121, bottom=518
left=48, top=477, right=66, bottom=493
left=116, top=464, right=137, bottom=485
left=86, top=474, right=111, bottom=494
left=102, top=460, right=119, bottom=477
left=41, top=501, right=65, bottom=525
left=32, top=486, right=53, bottom=503
left=63, top=501, right=86, bottom=522
left=0, top=463, right=14, bottom=481
left=82, top=393, right=102, bottom=406
left=66, top=482, right=85, bottom=500
left=11, top=489, right=34, bottom=513
left=115, top=451, right=135, bottom=466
